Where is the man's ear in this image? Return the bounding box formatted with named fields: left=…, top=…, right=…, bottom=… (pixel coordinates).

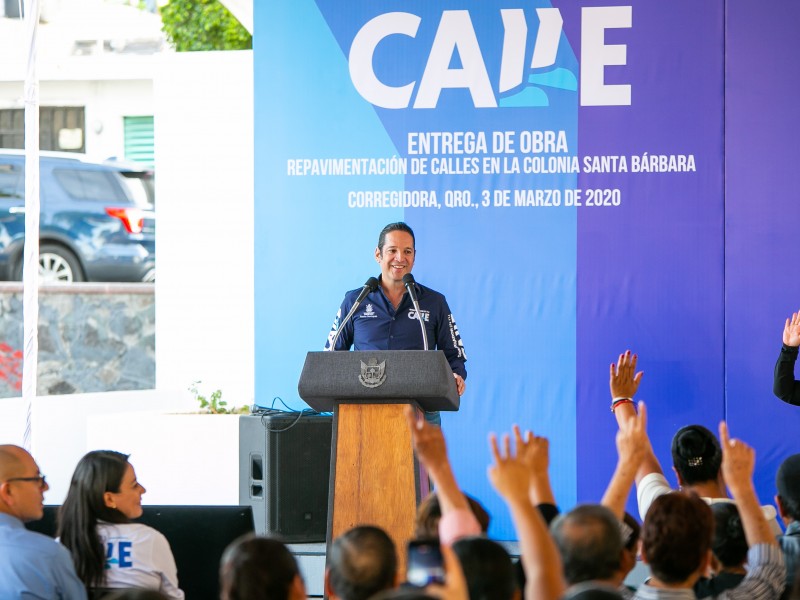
left=0, top=482, right=13, bottom=507
left=375, top=247, right=381, bottom=262
left=324, top=568, right=334, bottom=599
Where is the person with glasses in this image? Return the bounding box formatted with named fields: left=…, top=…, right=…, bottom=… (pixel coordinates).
left=0, top=444, right=87, bottom=599
left=57, top=450, right=184, bottom=599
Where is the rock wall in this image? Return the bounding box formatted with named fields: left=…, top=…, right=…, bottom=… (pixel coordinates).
left=0, top=284, right=154, bottom=397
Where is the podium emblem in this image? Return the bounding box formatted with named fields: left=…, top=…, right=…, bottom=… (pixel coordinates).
left=359, top=358, right=387, bottom=388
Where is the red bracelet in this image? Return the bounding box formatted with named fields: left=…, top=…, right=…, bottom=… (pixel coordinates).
left=610, top=398, right=635, bottom=413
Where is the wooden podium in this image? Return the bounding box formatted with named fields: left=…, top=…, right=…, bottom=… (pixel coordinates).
left=298, top=350, right=460, bottom=568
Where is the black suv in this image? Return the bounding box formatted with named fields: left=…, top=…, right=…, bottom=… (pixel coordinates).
left=0, top=150, right=155, bottom=283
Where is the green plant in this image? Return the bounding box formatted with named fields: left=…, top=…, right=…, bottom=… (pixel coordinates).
left=160, top=0, right=252, bottom=52
left=189, top=381, right=249, bottom=414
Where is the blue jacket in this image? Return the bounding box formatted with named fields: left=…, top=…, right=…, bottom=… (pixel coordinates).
left=325, top=277, right=467, bottom=379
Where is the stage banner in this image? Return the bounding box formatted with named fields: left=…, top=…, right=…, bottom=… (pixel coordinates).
left=725, top=1, right=800, bottom=502
left=254, top=1, right=725, bottom=538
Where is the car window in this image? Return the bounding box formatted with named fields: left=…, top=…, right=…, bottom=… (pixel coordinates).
left=0, top=163, right=23, bottom=200
left=54, top=168, right=130, bottom=203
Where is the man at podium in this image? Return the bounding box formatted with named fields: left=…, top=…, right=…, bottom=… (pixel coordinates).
left=324, top=222, right=467, bottom=425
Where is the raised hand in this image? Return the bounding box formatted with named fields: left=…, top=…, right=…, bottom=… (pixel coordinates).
left=488, top=433, right=531, bottom=504
left=783, top=311, right=800, bottom=347
left=513, top=425, right=555, bottom=506
left=718, top=421, right=755, bottom=494
left=404, top=404, right=448, bottom=472
left=514, top=425, right=549, bottom=476
left=610, top=350, right=643, bottom=399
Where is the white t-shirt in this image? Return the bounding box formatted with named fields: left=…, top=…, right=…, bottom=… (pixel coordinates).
left=98, top=522, right=185, bottom=599
left=636, top=472, right=783, bottom=537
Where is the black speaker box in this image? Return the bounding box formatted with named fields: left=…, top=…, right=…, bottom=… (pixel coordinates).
left=238, top=412, right=332, bottom=542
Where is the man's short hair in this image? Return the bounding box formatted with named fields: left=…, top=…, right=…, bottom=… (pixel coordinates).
left=551, top=505, right=623, bottom=585
left=220, top=534, right=300, bottom=600
left=378, top=222, right=415, bottom=254
left=328, top=525, right=397, bottom=600
left=642, top=492, right=713, bottom=584
left=671, top=425, right=722, bottom=485
left=414, top=492, right=491, bottom=539
left=452, top=537, right=517, bottom=600
left=777, top=453, right=800, bottom=521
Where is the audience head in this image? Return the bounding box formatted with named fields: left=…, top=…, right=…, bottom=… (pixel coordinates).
left=642, top=492, right=713, bottom=585
left=326, top=525, right=398, bottom=600
left=551, top=505, right=623, bottom=585
left=57, top=450, right=144, bottom=588
left=709, top=503, right=747, bottom=569
left=0, top=445, right=49, bottom=523
left=415, top=492, right=491, bottom=539
left=776, top=453, right=800, bottom=523
left=220, top=534, right=305, bottom=600
left=452, top=537, right=518, bottom=600
left=619, top=512, right=641, bottom=579
left=671, top=425, right=722, bottom=486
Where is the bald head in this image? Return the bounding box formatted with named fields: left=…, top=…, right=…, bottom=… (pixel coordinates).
left=0, top=444, right=47, bottom=522
left=0, top=445, right=30, bottom=480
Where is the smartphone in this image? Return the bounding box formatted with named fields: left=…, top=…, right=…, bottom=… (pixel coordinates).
left=406, top=539, right=445, bottom=587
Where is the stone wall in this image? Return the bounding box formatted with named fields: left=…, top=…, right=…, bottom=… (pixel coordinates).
left=0, top=283, right=154, bottom=397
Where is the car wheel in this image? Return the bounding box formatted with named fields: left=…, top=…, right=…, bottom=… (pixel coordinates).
left=19, top=245, right=85, bottom=283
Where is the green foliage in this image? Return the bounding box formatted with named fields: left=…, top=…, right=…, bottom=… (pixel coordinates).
left=189, top=381, right=250, bottom=414
left=160, top=0, right=252, bottom=52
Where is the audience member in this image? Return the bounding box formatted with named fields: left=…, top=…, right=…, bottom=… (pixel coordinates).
left=551, top=505, right=626, bottom=596
left=776, top=453, right=800, bottom=597
left=0, top=444, right=87, bottom=599
left=609, top=350, right=782, bottom=535
left=774, top=311, right=800, bottom=406
left=325, top=525, right=398, bottom=600
left=451, top=536, right=518, bottom=600
left=219, top=534, right=305, bottom=600
left=57, top=450, right=184, bottom=598
left=488, top=428, right=566, bottom=600
left=415, top=493, right=490, bottom=540
left=406, top=406, right=482, bottom=544
left=694, top=503, right=748, bottom=598
left=634, top=422, right=785, bottom=600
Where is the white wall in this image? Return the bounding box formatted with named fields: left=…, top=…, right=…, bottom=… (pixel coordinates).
left=153, top=51, right=254, bottom=407
left=0, top=389, right=195, bottom=504
left=0, top=78, right=154, bottom=159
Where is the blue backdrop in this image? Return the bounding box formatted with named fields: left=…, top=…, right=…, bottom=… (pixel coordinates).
left=254, top=0, right=800, bottom=539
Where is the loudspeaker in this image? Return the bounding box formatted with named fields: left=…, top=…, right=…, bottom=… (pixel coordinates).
left=239, top=412, right=332, bottom=542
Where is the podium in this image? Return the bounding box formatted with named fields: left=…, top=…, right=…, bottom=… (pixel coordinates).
left=298, top=350, right=459, bottom=568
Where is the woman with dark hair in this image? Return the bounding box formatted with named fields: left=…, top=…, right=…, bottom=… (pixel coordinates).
left=57, top=451, right=184, bottom=599
left=694, top=502, right=749, bottom=598
left=219, top=534, right=306, bottom=600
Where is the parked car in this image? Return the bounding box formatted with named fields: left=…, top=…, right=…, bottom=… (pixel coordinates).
left=0, top=150, right=155, bottom=283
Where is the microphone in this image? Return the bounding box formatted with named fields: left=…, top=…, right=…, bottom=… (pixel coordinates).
left=330, top=277, right=380, bottom=350
left=402, top=274, right=429, bottom=351
left=355, top=277, right=379, bottom=304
